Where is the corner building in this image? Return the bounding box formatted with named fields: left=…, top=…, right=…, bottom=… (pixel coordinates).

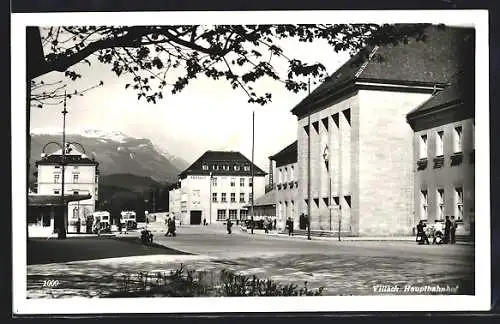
left=291, top=25, right=474, bottom=236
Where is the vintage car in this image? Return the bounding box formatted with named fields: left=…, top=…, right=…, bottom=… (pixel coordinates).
left=92, top=211, right=111, bottom=233
left=120, top=211, right=137, bottom=230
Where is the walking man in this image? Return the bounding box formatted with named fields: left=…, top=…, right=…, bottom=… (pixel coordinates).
left=416, top=220, right=430, bottom=245
left=444, top=216, right=452, bottom=244
left=227, top=218, right=233, bottom=234
left=450, top=216, right=457, bottom=244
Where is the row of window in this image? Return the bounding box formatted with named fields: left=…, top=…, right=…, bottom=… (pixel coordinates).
left=211, top=177, right=252, bottom=187
left=305, top=195, right=352, bottom=208
left=52, top=173, right=99, bottom=184
left=420, top=187, right=464, bottom=221
left=303, top=109, right=352, bottom=136
left=212, top=192, right=253, bottom=203
left=217, top=209, right=249, bottom=220
left=418, top=124, right=474, bottom=159
left=202, top=164, right=251, bottom=172
left=52, top=189, right=94, bottom=196
left=277, top=165, right=295, bottom=183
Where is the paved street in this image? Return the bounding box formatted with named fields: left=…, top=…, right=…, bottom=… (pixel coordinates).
left=27, top=223, right=474, bottom=298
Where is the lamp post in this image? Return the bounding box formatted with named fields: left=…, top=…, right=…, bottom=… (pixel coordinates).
left=323, top=145, right=332, bottom=232
left=209, top=172, right=213, bottom=225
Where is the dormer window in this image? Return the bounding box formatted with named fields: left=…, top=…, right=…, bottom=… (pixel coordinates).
left=223, top=165, right=230, bottom=171
left=234, top=165, right=240, bottom=171
left=243, top=165, right=250, bottom=171
left=212, top=165, right=218, bottom=170
left=202, top=164, right=209, bottom=170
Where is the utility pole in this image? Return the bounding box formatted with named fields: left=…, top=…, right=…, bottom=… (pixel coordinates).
left=251, top=110, right=255, bottom=230
left=59, top=90, right=68, bottom=239
left=209, top=172, right=213, bottom=224
left=307, top=78, right=311, bottom=241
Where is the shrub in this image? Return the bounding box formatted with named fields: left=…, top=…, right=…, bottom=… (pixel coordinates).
left=105, top=265, right=324, bottom=297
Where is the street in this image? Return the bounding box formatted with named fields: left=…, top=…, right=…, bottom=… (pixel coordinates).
left=27, top=223, right=474, bottom=298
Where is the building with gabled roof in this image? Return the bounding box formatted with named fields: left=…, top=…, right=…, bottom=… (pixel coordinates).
left=30, top=144, right=100, bottom=237
left=407, top=67, right=475, bottom=236
left=290, top=24, right=474, bottom=236
left=269, top=141, right=299, bottom=231
left=169, top=150, right=266, bottom=225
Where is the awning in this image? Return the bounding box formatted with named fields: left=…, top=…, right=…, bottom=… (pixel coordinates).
left=28, top=194, right=92, bottom=207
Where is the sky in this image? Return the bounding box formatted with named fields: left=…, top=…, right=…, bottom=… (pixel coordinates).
left=30, top=34, right=351, bottom=171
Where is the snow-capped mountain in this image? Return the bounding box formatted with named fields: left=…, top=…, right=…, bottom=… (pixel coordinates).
left=29, top=129, right=189, bottom=183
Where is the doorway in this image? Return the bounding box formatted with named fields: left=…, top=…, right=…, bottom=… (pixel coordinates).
left=190, top=210, right=202, bottom=225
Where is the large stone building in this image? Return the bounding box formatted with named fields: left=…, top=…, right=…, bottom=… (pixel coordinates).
left=407, top=69, right=474, bottom=235
left=290, top=25, right=474, bottom=236
left=269, top=141, right=299, bottom=231
left=31, top=145, right=99, bottom=235
left=169, top=151, right=266, bottom=225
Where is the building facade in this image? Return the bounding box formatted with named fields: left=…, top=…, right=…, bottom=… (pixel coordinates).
left=407, top=71, right=474, bottom=235
left=290, top=25, right=474, bottom=236
left=169, top=151, right=266, bottom=225
left=245, top=189, right=276, bottom=221
left=269, top=141, right=299, bottom=231
left=35, top=146, right=99, bottom=233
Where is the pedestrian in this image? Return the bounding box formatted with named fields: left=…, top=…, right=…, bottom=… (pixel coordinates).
left=250, top=216, right=254, bottom=234
left=76, top=218, right=81, bottom=234
left=416, top=220, right=430, bottom=245
left=444, top=216, right=452, bottom=244
left=118, top=219, right=122, bottom=234
left=287, top=217, right=293, bottom=236
left=171, top=217, right=177, bottom=236
left=450, top=216, right=457, bottom=244
left=264, top=217, right=269, bottom=233
left=227, top=218, right=233, bottom=234
left=273, top=219, right=277, bottom=230
left=203, top=218, right=207, bottom=226
left=165, top=217, right=172, bottom=236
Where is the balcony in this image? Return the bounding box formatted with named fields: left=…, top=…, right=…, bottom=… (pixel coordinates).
left=450, top=152, right=463, bottom=167
left=416, top=158, right=428, bottom=171
left=433, top=155, right=445, bottom=169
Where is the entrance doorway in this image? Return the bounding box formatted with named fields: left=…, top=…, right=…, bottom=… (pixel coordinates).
left=190, top=210, right=202, bottom=225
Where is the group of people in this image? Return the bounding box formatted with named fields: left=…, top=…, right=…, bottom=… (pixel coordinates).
left=164, top=217, right=177, bottom=237
left=416, top=215, right=458, bottom=245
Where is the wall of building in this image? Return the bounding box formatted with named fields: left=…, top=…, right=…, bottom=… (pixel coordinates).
left=274, top=161, right=298, bottom=230
left=357, top=90, right=432, bottom=236
left=37, top=162, right=98, bottom=232
left=170, top=175, right=265, bottom=225
left=413, top=118, right=475, bottom=234
left=297, top=92, right=358, bottom=232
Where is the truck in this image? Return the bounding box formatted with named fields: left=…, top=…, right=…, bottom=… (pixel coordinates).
left=120, top=211, right=137, bottom=230
left=92, top=211, right=111, bottom=233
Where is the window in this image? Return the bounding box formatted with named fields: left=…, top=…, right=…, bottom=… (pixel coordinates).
left=436, top=130, right=444, bottom=156
left=229, top=209, right=238, bottom=220
left=249, top=193, right=253, bottom=203
left=202, top=164, right=209, bottom=170
left=234, top=165, right=240, bottom=171
left=240, top=209, right=248, bottom=220
left=53, top=190, right=60, bottom=195
left=73, top=191, right=79, bottom=195
left=217, top=209, right=226, bottom=220
left=279, top=168, right=283, bottom=183
left=284, top=168, right=288, bottom=182
left=212, top=193, right=217, bottom=202
left=212, top=165, right=218, bottom=170
left=73, top=174, right=79, bottom=183
left=212, top=177, right=217, bottom=187
left=453, top=126, right=463, bottom=153
left=420, top=190, right=428, bottom=220
left=239, top=193, right=245, bottom=203
left=249, top=178, right=253, bottom=187
left=230, top=178, right=236, bottom=187
left=290, top=166, right=294, bottom=181
left=243, top=165, right=250, bottom=171
left=221, top=193, right=227, bottom=203
left=54, top=174, right=60, bottom=183
left=223, top=165, right=230, bottom=171
left=240, top=178, right=245, bottom=187
left=419, top=134, right=428, bottom=159
left=437, top=188, right=445, bottom=220
left=455, top=187, right=464, bottom=221
left=230, top=193, right=236, bottom=203
left=54, top=165, right=60, bottom=169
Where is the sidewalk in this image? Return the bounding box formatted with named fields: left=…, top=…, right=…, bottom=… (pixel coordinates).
left=238, top=226, right=474, bottom=244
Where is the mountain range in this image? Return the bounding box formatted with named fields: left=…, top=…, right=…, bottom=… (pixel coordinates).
left=29, top=129, right=190, bottom=183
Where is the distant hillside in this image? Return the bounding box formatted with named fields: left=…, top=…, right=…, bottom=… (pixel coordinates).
left=30, top=131, right=185, bottom=183
left=99, top=173, right=164, bottom=193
